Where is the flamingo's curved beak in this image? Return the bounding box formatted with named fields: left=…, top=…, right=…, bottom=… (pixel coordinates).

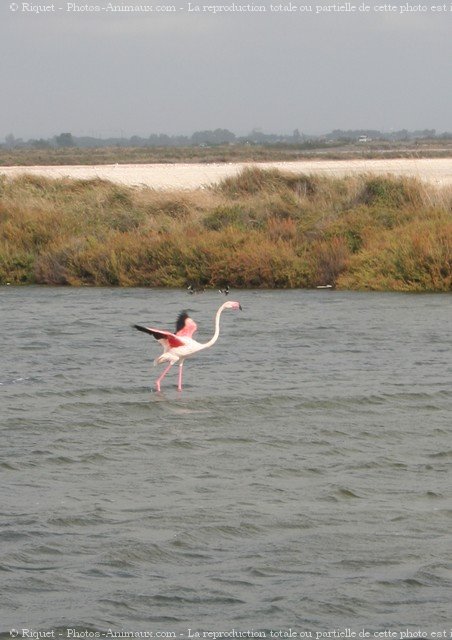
left=239, top=304, right=243, bottom=310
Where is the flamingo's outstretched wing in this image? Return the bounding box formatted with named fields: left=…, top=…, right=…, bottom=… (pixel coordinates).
left=134, top=325, right=186, bottom=348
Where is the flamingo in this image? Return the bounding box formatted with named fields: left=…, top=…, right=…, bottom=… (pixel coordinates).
left=134, top=300, right=242, bottom=392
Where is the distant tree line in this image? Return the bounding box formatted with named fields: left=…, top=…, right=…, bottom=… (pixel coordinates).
left=2, top=128, right=451, bottom=150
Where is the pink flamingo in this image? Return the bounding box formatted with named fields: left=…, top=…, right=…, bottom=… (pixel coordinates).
left=134, top=301, right=242, bottom=391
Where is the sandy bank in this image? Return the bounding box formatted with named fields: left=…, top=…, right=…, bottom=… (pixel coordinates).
left=2, top=157, right=452, bottom=189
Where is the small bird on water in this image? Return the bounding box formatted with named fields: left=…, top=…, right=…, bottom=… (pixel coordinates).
left=187, top=284, right=205, bottom=295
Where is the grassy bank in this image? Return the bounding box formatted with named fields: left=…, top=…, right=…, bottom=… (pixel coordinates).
left=0, top=168, right=451, bottom=291
left=2, top=141, right=452, bottom=167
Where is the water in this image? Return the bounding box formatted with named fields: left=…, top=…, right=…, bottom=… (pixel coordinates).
left=1, top=287, right=451, bottom=636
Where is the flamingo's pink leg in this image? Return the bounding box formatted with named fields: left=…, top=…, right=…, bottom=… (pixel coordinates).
left=177, top=362, right=184, bottom=392
left=155, top=363, right=172, bottom=392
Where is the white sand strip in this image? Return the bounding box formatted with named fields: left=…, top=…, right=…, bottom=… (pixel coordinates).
left=1, top=158, right=452, bottom=189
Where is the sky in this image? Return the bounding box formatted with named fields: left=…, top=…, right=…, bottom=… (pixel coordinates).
left=1, top=0, right=451, bottom=139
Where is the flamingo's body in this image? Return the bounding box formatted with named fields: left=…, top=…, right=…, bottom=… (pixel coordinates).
left=134, top=301, right=241, bottom=391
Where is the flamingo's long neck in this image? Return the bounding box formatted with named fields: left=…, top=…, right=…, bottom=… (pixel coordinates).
left=199, top=303, right=228, bottom=351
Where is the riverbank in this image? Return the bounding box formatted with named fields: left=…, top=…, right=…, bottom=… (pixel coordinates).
left=1, top=167, right=451, bottom=291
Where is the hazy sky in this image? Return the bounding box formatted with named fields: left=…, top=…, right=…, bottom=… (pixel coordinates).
left=1, top=1, right=451, bottom=139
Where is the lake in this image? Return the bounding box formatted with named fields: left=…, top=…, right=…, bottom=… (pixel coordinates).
left=1, top=287, right=451, bottom=637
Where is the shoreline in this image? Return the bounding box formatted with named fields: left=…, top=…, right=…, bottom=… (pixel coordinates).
left=2, top=157, right=452, bottom=189
left=1, top=167, right=450, bottom=291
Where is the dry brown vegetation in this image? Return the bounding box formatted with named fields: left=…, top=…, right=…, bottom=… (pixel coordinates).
left=2, top=140, right=452, bottom=167
left=1, top=168, right=451, bottom=291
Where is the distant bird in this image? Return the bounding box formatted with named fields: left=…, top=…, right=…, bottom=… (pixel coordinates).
left=316, top=284, right=333, bottom=289
left=187, top=284, right=205, bottom=295
left=219, top=285, right=230, bottom=296
left=134, top=301, right=242, bottom=392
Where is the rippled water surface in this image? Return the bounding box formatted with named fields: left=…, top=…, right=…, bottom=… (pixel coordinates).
left=1, top=288, right=451, bottom=635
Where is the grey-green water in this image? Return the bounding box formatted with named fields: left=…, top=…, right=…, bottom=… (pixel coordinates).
left=1, top=288, right=451, bottom=636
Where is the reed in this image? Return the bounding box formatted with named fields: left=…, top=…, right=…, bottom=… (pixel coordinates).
left=1, top=169, right=451, bottom=290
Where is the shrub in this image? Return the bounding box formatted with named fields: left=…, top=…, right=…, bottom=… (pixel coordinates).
left=203, top=205, right=247, bottom=230
left=309, top=236, right=351, bottom=286
left=0, top=249, right=35, bottom=284
left=338, top=218, right=452, bottom=291
left=357, top=175, right=424, bottom=209
left=1, top=170, right=451, bottom=291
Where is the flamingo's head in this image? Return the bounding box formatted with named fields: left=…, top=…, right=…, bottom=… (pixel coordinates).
left=224, top=300, right=242, bottom=311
